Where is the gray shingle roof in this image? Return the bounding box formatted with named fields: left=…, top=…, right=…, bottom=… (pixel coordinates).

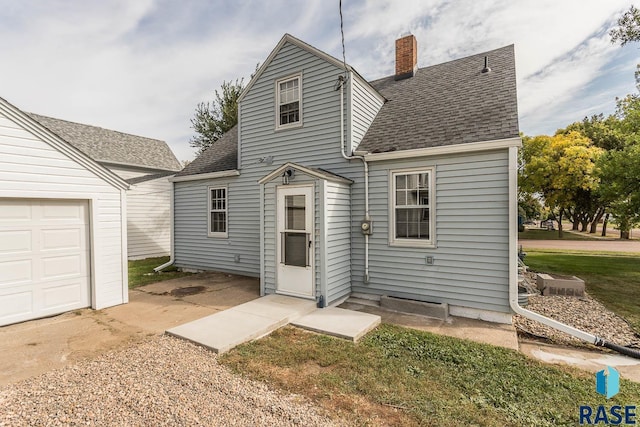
left=27, top=113, right=182, bottom=171
left=126, top=171, right=177, bottom=185
left=357, top=45, right=519, bottom=153
left=175, top=126, right=238, bottom=177
left=177, top=44, right=519, bottom=176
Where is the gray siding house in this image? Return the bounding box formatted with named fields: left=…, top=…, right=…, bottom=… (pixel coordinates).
left=27, top=114, right=182, bottom=260
left=170, top=34, right=521, bottom=323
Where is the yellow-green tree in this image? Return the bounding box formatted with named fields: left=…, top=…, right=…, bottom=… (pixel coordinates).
left=519, top=132, right=604, bottom=237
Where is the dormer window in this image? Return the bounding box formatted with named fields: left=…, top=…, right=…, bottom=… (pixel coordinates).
left=276, top=74, right=302, bottom=129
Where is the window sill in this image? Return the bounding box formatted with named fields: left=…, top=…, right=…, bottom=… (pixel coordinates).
left=389, top=239, right=436, bottom=249
left=207, top=232, right=229, bottom=239
left=275, top=122, right=303, bottom=132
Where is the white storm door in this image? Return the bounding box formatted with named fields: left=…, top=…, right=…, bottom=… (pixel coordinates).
left=276, top=185, right=314, bottom=298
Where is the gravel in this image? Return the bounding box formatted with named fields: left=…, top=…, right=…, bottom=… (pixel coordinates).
left=514, top=273, right=639, bottom=348
left=0, top=336, right=338, bottom=427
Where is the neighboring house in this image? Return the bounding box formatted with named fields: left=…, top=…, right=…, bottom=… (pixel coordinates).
left=0, top=98, right=129, bottom=326
left=27, top=114, right=182, bottom=260
left=170, top=34, right=521, bottom=322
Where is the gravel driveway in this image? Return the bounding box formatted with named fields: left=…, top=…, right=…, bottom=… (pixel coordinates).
left=0, top=336, right=337, bottom=426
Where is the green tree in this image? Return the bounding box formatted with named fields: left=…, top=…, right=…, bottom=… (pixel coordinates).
left=598, top=144, right=640, bottom=238
left=610, top=5, right=640, bottom=46
left=519, top=132, right=604, bottom=237
left=189, top=79, right=244, bottom=155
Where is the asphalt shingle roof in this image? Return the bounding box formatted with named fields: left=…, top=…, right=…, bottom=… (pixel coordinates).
left=357, top=45, right=519, bottom=153
left=28, top=113, right=182, bottom=171
left=177, top=44, right=519, bottom=176
left=175, top=126, right=238, bottom=177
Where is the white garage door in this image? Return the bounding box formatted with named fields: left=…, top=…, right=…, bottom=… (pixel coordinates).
left=0, top=199, right=91, bottom=326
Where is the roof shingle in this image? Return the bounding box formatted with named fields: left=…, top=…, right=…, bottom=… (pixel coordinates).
left=28, top=113, right=182, bottom=171
left=357, top=45, right=519, bottom=153
left=175, top=126, right=238, bottom=177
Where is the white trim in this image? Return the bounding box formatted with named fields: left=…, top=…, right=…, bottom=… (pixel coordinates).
left=207, top=185, right=229, bottom=238
left=259, top=184, right=265, bottom=296
left=319, top=180, right=328, bottom=307
left=120, top=189, right=129, bottom=303
left=169, top=170, right=239, bottom=182
left=0, top=98, right=130, bottom=191
left=97, top=160, right=179, bottom=173
left=237, top=33, right=383, bottom=104
left=359, top=137, right=522, bottom=161
left=275, top=72, right=303, bottom=131
left=258, top=162, right=353, bottom=185
left=388, top=167, right=436, bottom=248
left=89, top=198, right=99, bottom=309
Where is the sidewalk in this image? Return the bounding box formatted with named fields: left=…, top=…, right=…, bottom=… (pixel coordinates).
left=520, top=239, right=640, bottom=253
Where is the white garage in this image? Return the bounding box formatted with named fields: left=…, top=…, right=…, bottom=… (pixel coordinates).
left=0, top=97, right=130, bottom=326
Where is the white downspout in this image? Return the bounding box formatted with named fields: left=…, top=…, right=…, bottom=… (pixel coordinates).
left=508, top=146, right=597, bottom=343
left=338, top=75, right=370, bottom=283
left=154, top=180, right=175, bottom=272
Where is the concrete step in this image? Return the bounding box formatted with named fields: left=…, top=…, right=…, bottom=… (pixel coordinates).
left=291, top=307, right=381, bottom=342
left=166, top=294, right=316, bottom=354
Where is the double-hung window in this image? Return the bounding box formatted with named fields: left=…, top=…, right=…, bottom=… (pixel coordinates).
left=208, top=186, right=228, bottom=238
left=276, top=74, right=302, bottom=129
left=390, top=168, right=435, bottom=247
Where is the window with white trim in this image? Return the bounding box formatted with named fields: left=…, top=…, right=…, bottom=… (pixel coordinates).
left=208, top=186, right=228, bottom=238
left=276, top=74, right=301, bottom=129
left=390, top=169, right=434, bottom=247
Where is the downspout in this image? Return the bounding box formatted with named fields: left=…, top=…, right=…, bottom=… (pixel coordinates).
left=338, top=74, right=370, bottom=283
left=154, top=179, right=175, bottom=272
left=508, top=146, right=640, bottom=359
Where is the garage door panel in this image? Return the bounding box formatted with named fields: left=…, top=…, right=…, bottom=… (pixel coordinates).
left=0, top=291, right=33, bottom=323
left=0, top=230, right=32, bottom=254
left=0, top=199, right=91, bottom=326
left=40, top=202, right=86, bottom=222
left=40, top=227, right=86, bottom=251
left=41, top=253, right=87, bottom=280
left=41, top=281, right=87, bottom=311
left=0, top=259, right=32, bottom=286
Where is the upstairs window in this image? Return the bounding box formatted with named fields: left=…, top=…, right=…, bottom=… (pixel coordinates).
left=208, top=186, right=228, bottom=238
left=390, top=168, right=435, bottom=247
left=276, top=74, right=302, bottom=129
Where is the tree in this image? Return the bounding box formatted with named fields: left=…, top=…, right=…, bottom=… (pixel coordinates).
left=598, top=144, right=640, bottom=238
left=189, top=79, right=244, bottom=155
left=519, top=132, right=604, bottom=237
left=610, top=5, right=640, bottom=46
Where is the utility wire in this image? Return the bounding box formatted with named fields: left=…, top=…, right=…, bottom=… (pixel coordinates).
left=339, top=0, right=349, bottom=79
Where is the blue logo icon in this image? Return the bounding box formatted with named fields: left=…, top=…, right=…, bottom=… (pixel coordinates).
left=595, top=366, right=620, bottom=399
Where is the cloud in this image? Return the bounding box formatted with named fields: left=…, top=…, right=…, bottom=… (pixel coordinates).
left=0, top=1, right=636, bottom=161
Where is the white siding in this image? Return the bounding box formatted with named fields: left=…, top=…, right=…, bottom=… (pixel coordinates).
left=0, top=111, right=126, bottom=310
left=127, top=177, right=171, bottom=260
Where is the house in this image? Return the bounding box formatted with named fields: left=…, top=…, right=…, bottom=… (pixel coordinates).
left=169, top=34, right=521, bottom=323
left=0, top=98, right=130, bottom=326
left=26, top=114, right=182, bottom=260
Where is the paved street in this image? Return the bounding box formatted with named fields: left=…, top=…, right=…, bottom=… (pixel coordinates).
left=520, top=239, right=640, bottom=253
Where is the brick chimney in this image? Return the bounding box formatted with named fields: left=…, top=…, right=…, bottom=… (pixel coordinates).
left=395, top=34, right=417, bottom=80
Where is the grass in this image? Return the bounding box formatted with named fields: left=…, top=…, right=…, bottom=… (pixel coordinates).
left=525, top=250, right=640, bottom=332
left=518, top=228, right=603, bottom=240
left=221, top=324, right=640, bottom=426
left=128, top=256, right=192, bottom=288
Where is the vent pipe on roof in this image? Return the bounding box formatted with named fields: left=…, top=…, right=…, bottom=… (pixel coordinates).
left=481, top=56, right=491, bottom=73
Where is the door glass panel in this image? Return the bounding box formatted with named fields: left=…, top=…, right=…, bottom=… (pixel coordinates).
left=285, top=195, right=305, bottom=230
left=284, top=232, right=307, bottom=267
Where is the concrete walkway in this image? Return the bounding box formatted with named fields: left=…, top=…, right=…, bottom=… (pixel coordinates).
left=167, top=294, right=382, bottom=353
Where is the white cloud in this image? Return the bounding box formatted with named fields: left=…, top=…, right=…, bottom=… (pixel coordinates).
left=0, top=1, right=636, bottom=161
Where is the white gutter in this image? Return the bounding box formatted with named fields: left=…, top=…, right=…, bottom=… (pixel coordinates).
left=507, top=146, right=596, bottom=343
left=338, top=74, right=370, bottom=283
left=169, top=170, right=240, bottom=182
left=154, top=180, right=175, bottom=272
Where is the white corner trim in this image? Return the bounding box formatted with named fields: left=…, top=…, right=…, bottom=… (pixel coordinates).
left=169, top=170, right=240, bottom=182
left=258, top=162, right=352, bottom=185
left=120, top=189, right=129, bottom=303
left=363, top=137, right=522, bottom=161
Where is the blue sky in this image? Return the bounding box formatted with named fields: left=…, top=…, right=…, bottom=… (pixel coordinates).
left=0, top=0, right=637, bottom=162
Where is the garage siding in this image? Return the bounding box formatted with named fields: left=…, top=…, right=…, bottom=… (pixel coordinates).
left=0, top=111, right=126, bottom=315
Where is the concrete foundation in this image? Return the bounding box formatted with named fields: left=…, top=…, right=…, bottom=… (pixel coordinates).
left=380, top=295, right=448, bottom=320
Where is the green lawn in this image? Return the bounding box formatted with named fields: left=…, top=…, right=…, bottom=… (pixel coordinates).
left=518, top=228, right=603, bottom=240
left=525, top=250, right=640, bottom=332
left=221, top=325, right=640, bottom=427
left=128, top=256, right=192, bottom=288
